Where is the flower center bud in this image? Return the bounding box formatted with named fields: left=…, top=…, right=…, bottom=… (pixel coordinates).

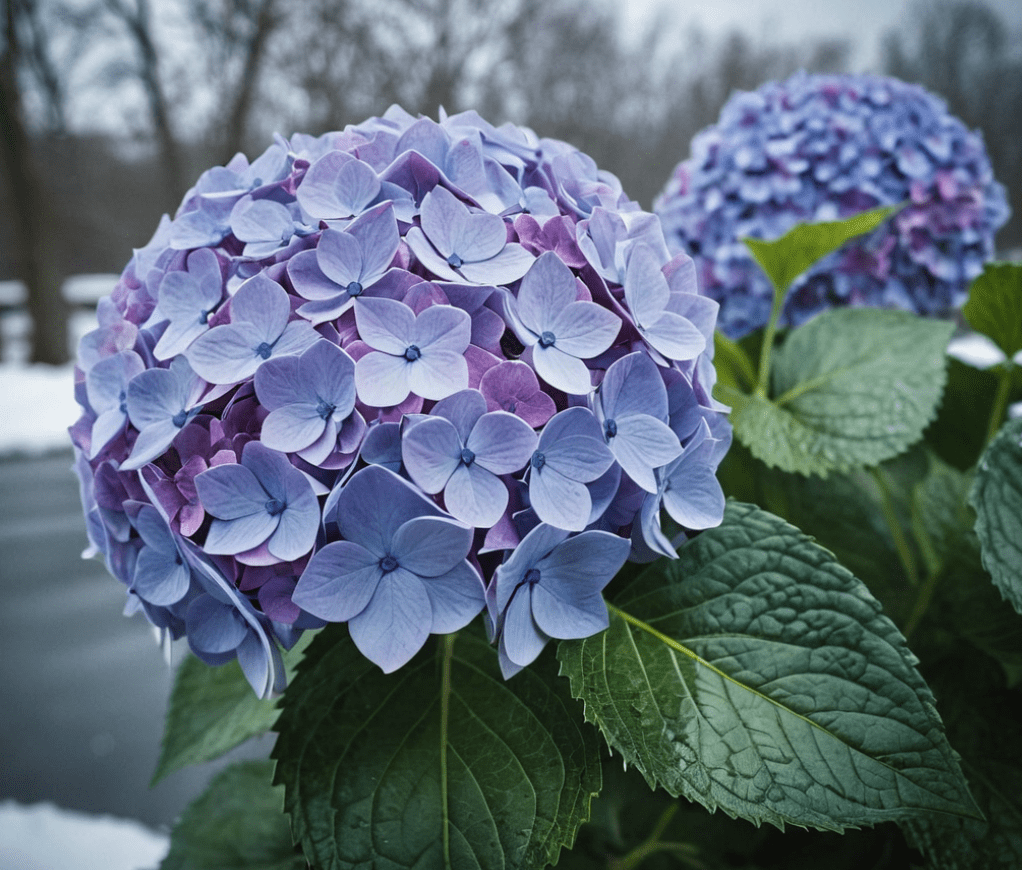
left=172, top=410, right=188, bottom=428
left=316, top=399, right=335, bottom=420
left=118, top=390, right=127, bottom=415
left=447, top=253, right=463, bottom=269
left=379, top=554, right=399, bottom=573
left=404, top=345, right=422, bottom=361
left=460, top=447, right=476, bottom=466
left=255, top=341, right=273, bottom=359
left=199, top=309, right=210, bottom=324
left=524, top=568, right=541, bottom=586
left=539, top=331, right=556, bottom=348
left=603, top=418, right=618, bottom=440
left=530, top=450, right=546, bottom=470
left=265, top=498, right=286, bottom=516
left=346, top=281, right=363, bottom=297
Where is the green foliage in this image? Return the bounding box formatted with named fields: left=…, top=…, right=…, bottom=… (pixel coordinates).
left=730, top=309, right=953, bottom=476
left=152, top=634, right=313, bottom=785
left=271, top=626, right=601, bottom=870
left=742, top=204, right=902, bottom=295
left=970, top=417, right=1022, bottom=616
left=160, top=760, right=304, bottom=870
left=558, top=501, right=979, bottom=832
left=901, top=655, right=1022, bottom=870
left=962, top=262, right=1022, bottom=358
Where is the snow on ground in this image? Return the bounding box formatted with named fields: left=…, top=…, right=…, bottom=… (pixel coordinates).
left=0, top=802, right=168, bottom=870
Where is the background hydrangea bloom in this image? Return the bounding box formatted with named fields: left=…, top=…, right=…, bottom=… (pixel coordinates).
left=71, top=107, right=730, bottom=692
left=654, top=71, right=1011, bottom=338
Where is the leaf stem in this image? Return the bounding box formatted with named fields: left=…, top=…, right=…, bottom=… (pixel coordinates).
left=755, top=280, right=788, bottom=397
left=985, top=362, right=1015, bottom=446
left=902, top=568, right=940, bottom=642
left=610, top=803, right=682, bottom=870
left=440, top=632, right=457, bottom=870
left=870, top=466, right=919, bottom=588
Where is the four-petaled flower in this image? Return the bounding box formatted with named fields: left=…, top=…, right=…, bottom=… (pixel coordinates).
left=487, top=522, right=630, bottom=678
left=194, top=441, right=319, bottom=562
left=292, top=465, right=485, bottom=672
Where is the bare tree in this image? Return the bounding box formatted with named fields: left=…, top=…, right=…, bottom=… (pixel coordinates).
left=0, top=0, right=69, bottom=363
left=101, top=0, right=184, bottom=198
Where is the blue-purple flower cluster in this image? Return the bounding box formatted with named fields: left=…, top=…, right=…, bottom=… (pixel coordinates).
left=71, top=107, right=730, bottom=689
left=655, top=71, right=1011, bottom=339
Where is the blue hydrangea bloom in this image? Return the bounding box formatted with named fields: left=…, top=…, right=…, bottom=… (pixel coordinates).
left=72, top=107, right=731, bottom=689
left=655, top=71, right=1011, bottom=338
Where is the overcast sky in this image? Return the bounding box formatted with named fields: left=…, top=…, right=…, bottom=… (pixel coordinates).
left=626, top=0, right=1022, bottom=69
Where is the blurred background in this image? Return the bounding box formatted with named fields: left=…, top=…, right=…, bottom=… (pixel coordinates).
left=0, top=0, right=1020, bottom=865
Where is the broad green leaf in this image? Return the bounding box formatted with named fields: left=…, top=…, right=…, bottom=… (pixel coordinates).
left=152, top=633, right=313, bottom=784
left=970, top=417, right=1022, bottom=616
left=731, top=308, right=953, bottom=476
left=272, top=626, right=601, bottom=870
left=558, top=501, right=980, bottom=832
left=743, top=203, right=902, bottom=294
left=160, top=760, right=304, bottom=870
left=901, top=654, right=1022, bottom=870
left=962, top=262, right=1022, bottom=358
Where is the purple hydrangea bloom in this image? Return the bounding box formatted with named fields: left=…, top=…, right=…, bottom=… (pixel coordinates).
left=292, top=466, right=485, bottom=672
left=487, top=523, right=630, bottom=678
left=655, top=71, right=1011, bottom=338
left=71, top=107, right=730, bottom=689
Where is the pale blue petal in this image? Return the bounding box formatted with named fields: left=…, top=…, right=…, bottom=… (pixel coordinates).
left=623, top=243, right=671, bottom=327
left=292, top=541, right=382, bottom=622
left=260, top=404, right=326, bottom=454
left=122, top=419, right=181, bottom=470
left=405, top=227, right=463, bottom=281
left=534, top=531, right=630, bottom=596
left=288, top=249, right=341, bottom=302
left=186, top=322, right=268, bottom=383
left=641, top=311, right=706, bottom=362
left=599, top=352, right=668, bottom=422
left=133, top=504, right=176, bottom=553
left=502, top=589, right=548, bottom=667
left=231, top=273, right=290, bottom=336
left=267, top=493, right=319, bottom=561
left=400, top=416, right=461, bottom=493
left=467, top=412, right=537, bottom=475
left=419, top=185, right=463, bottom=256
left=422, top=560, right=485, bottom=633
left=194, top=463, right=266, bottom=519
left=413, top=304, right=471, bottom=352
left=254, top=355, right=304, bottom=411
left=532, top=344, right=593, bottom=395
left=187, top=595, right=250, bottom=653
left=126, top=367, right=186, bottom=429
left=430, top=389, right=487, bottom=442
left=348, top=568, right=432, bottom=672
left=516, top=252, right=576, bottom=334
left=354, top=296, right=415, bottom=353
left=663, top=463, right=726, bottom=530
left=613, top=415, right=682, bottom=493
left=133, top=547, right=191, bottom=605
left=204, top=510, right=280, bottom=555
left=529, top=466, right=592, bottom=531
left=354, top=352, right=411, bottom=407
left=531, top=586, right=608, bottom=640
left=317, top=227, right=363, bottom=288
left=407, top=350, right=469, bottom=401
left=545, top=434, right=614, bottom=482
left=349, top=202, right=399, bottom=283
left=547, top=301, right=620, bottom=357
left=458, top=244, right=536, bottom=285
left=444, top=462, right=508, bottom=528
left=271, top=321, right=320, bottom=358
left=391, top=515, right=473, bottom=577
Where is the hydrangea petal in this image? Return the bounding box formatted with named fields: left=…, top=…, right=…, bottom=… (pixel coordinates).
left=292, top=541, right=382, bottom=622
left=401, top=416, right=462, bottom=493
left=501, top=590, right=548, bottom=667
left=348, top=568, right=431, bottom=672
left=444, top=461, right=509, bottom=528
left=422, top=561, right=485, bottom=633
left=390, top=515, right=472, bottom=577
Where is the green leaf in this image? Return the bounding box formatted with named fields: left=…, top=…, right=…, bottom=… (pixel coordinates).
left=970, top=416, right=1022, bottom=616
left=924, top=358, right=1002, bottom=471
left=272, top=626, right=601, bottom=870
left=731, top=308, right=953, bottom=476
left=962, top=262, right=1022, bottom=358
left=558, top=501, right=980, bottom=832
left=713, top=330, right=758, bottom=394
left=901, top=654, right=1022, bottom=870
left=743, top=203, right=902, bottom=294
left=152, top=633, right=313, bottom=785
left=160, top=760, right=304, bottom=870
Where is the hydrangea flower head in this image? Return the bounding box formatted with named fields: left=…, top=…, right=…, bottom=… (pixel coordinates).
left=655, top=71, right=1011, bottom=338
left=71, top=107, right=730, bottom=693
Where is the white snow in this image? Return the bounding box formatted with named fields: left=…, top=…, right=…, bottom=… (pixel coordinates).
left=0, top=802, right=168, bottom=870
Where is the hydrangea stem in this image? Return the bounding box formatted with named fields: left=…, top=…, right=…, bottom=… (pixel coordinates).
left=870, top=466, right=919, bottom=589
left=755, top=281, right=788, bottom=397
left=440, top=632, right=457, bottom=869
left=985, top=363, right=1015, bottom=446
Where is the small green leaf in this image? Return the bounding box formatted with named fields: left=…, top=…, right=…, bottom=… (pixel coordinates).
left=924, top=358, right=1002, bottom=471
left=962, top=262, right=1022, bottom=358
left=558, top=501, right=980, bottom=832
left=272, top=626, right=601, bottom=870
left=743, top=203, right=902, bottom=294
left=970, top=416, right=1022, bottom=616
left=160, top=760, right=304, bottom=870
left=731, top=308, right=953, bottom=476
left=152, top=634, right=313, bottom=784
left=713, top=330, right=758, bottom=394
